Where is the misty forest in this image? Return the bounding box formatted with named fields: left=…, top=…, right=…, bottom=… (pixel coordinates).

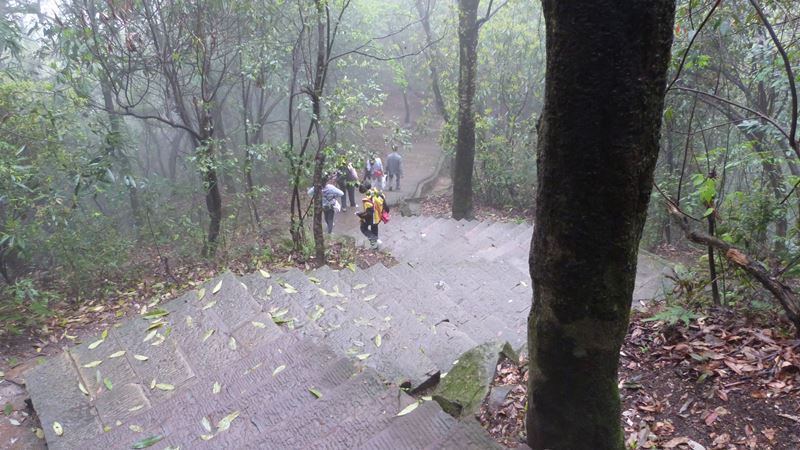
left=1, top=0, right=800, bottom=449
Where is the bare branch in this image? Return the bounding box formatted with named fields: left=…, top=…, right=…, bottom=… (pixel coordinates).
left=666, top=0, right=721, bottom=92
left=749, top=0, right=798, bottom=151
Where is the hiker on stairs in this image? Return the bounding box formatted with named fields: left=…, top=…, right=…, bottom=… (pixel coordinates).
left=307, top=175, right=345, bottom=234
left=386, top=145, right=402, bottom=191
left=356, top=181, right=388, bottom=248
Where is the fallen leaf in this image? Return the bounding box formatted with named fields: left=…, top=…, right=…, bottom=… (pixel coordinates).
left=308, top=388, right=322, bottom=399
left=363, top=294, right=377, bottom=302
left=8, top=418, right=20, bottom=426
left=259, top=269, right=271, bottom=278
left=357, top=353, right=370, bottom=360
left=353, top=283, right=367, bottom=290
left=374, top=335, right=382, bottom=347
left=212, top=280, right=223, bottom=294
left=142, top=308, right=169, bottom=320
left=34, top=428, right=44, bottom=439
left=396, top=402, right=419, bottom=416
left=83, top=360, right=102, bottom=368
left=129, top=424, right=144, bottom=432
left=155, top=383, right=174, bottom=391
left=131, top=435, right=163, bottom=448
left=197, top=288, right=206, bottom=300
left=143, top=329, right=158, bottom=342
left=252, top=321, right=266, bottom=328
left=228, top=337, right=237, bottom=350
left=133, top=354, right=148, bottom=361
left=203, top=329, right=215, bottom=342
left=202, top=300, right=217, bottom=310
left=78, top=382, right=89, bottom=396
left=212, top=382, right=221, bottom=394
left=201, top=417, right=212, bottom=433
left=273, top=365, right=286, bottom=376
left=128, top=405, right=144, bottom=412
left=53, top=421, right=63, bottom=436
left=108, top=350, right=126, bottom=358
left=308, top=276, right=320, bottom=284
left=217, top=411, right=240, bottom=432
left=87, top=339, right=104, bottom=350
left=104, top=377, right=113, bottom=391
left=762, top=428, right=776, bottom=442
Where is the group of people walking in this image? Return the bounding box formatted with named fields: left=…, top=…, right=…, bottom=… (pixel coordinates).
left=308, top=147, right=403, bottom=248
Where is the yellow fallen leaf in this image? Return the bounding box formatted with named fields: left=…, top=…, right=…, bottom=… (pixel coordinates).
left=78, top=382, right=89, bottom=396
left=259, top=269, right=271, bottom=278
left=212, top=280, right=223, bottom=294
left=133, top=354, right=148, bottom=361
left=197, top=288, right=206, bottom=300
left=272, top=365, right=286, bottom=376
left=251, top=321, right=266, bottom=328
left=155, top=383, right=174, bottom=391
left=82, top=360, right=102, bottom=368
left=52, top=422, right=63, bottom=436
left=212, top=382, right=221, bottom=394
left=396, top=402, right=419, bottom=416
left=108, top=350, right=126, bottom=358
left=87, top=339, right=104, bottom=350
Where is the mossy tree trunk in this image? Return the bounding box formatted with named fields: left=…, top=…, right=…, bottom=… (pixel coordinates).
left=451, top=0, right=479, bottom=220
left=526, top=2, right=675, bottom=449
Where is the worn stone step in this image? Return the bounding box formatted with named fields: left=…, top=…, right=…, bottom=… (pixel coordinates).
left=240, top=270, right=325, bottom=338
left=412, top=263, right=529, bottom=347
left=249, top=368, right=417, bottom=449
left=357, top=399, right=460, bottom=450
left=475, top=223, right=531, bottom=261
left=348, top=267, right=442, bottom=390
left=400, top=220, right=462, bottom=263
left=435, top=417, right=505, bottom=449
left=366, top=264, right=478, bottom=372
left=101, top=334, right=354, bottom=450
left=388, top=263, right=519, bottom=346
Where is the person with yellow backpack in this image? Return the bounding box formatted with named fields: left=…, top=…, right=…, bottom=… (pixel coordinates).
left=356, top=181, right=389, bottom=248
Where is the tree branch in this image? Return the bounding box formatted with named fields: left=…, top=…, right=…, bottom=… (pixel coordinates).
left=669, top=204, right=800, bottom=336
left=748, top=0, right=798, bottom=151
left=666, top=0, right=721, bottom=92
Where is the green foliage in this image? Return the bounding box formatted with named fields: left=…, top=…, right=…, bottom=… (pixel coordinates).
left=644, top=305, right=700, bottom=326
left=0, top=279, right=57, bottom=334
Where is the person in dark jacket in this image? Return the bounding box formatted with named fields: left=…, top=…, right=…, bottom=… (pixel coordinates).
left=337, top=162, right=358, bottom=212
left=385, top=146, right=402, bottom=191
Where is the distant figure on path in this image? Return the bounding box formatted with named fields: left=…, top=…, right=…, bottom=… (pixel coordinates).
left=386, top=146, right=403, bottom=191
left=337, top=162, right=359, bottom=212
left=372, top=156, right=385, bottom=190
left=307, top=175, right=344, bottom=234
left=356, top=181, right=388, bottom=248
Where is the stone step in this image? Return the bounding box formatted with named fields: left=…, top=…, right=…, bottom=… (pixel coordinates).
left=365, top=264, right=478, bottom=372
left=249, top=368, right=417, bottom=449
left=436, top=417, right=505, bottom=449
left=102, top=334, right=354, bottom=450
left=241, top=270, right=326, bottom=337
left=387, top=263, right=520, bottom=346
left=27, top=272, right=281, bottom=450
left=357, top=400, right=460, bottom=450
left=348, top=266, right=443, bottom=390
left=303, top=266, right=434, bottom=387
left=412, top=263, right=529, bottom=347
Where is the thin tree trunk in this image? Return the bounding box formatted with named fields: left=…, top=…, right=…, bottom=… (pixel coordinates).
left=527, top=2, right=675, bottom=449
left=452, top=0, right=479, bottom=220
left=708, top=212, right=721, bottom=305
left=415, top=0, right=448, bottom=122
left=199, top=112, right=223, bottom=258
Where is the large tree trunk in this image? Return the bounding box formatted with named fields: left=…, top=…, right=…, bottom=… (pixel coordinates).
left=526, top=2, right=674, bottom=449
left=451, top=0, right=479, bottom=220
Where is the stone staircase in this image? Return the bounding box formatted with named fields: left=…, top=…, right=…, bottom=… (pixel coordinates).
left=26, top=215, right=672, bottom=449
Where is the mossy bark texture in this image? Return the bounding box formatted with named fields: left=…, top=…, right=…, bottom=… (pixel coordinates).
left=527, top=2, right=675, bottom=449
